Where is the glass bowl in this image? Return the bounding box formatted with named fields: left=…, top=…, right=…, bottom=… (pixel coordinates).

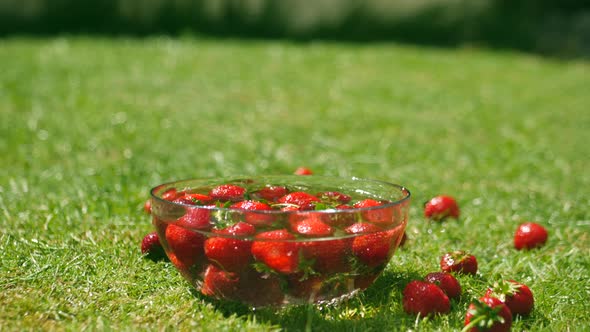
left=150, top=175, right=410, bottom=308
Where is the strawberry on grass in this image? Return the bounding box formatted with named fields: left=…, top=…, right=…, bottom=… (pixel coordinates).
left=485, top=280, right=534, bottom=316
left=440, top=250, right=478, bottom=275
left=424, top=272, right=461, bottom=299
left=140, top=231, right=167, bottom=261
left=294, top=167, right=313, bottom=175
left=424, top=195, right=460, bottom=221
left=402, top=280, right=451, bottom=316
left=464, top=296, right=513, bottom=332
left=514, top=222, right=548, bottom=250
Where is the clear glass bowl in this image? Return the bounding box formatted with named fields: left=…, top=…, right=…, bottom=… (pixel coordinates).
left=150, top=175, right=411, bottom=308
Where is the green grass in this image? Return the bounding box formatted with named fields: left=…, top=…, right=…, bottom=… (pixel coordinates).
left=1, top=36, right=589, bottom=331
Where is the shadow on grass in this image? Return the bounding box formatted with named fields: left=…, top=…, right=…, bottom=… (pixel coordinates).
left=190, top=269, right=424, bottom=331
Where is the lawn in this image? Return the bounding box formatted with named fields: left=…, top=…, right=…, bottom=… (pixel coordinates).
left=1, top=36, right=589, bottom=331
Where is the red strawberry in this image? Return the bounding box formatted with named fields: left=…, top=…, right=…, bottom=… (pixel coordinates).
left=353, top=199, right=394, bottom=224
left=251, top=229, right=300, bottom=274
left=172, top=193, right=213, bottom=205
left=424, top=272, right=461, bottom=299
left=464, top=296, right=513, bottom=332
left=294, top=167, right=313, bottom=175
left=254, top=185, right=288, bottom=202
left=402, top=280, right=451, bottom=316
left=143, top=199, right=152, bottom=214
left=289, top=212, right=334, bottom=237
left=201, top=264, right=240, bottom=298
left=440, top=250, right=478, bottom=275
left=316, top=191, right=351, bottom=204
left=300, top=238, right=350, bottom=273
left=514, top=222, right=548, bottom=250
left=424, top=195, right=460, bottom=221
left=278, top=192, right=320, bottom=210
left=162, top=188, right=179, bottom=201
left=345, top=222, right=392, bottom=267
left=209, top=184, right=246, bottom=202
left=204, top=222, right=256, bottom=272
left=485, top=280, right=534, bottom=316
left=231, top=200, right=275, bottom=226
left=165, top=223, right=206, bottom=270
left=140, top=231, right=167, bottom=261
left=176, top=206, right=212, bottom=229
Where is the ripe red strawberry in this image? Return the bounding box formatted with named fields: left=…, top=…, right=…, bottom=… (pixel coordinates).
left=277, top=192, right=320, bottom=210
left=345, top=222, right=392, bottom=267
left=140, top=231, right=167, bottom=261
left=204, top=222, right=256, bottom=272
left=251, top=229, right=300, bottom=274
left=424, top=272, right=461, bottom=299
left=294, top=167, right=313, bottom=175
left=485, top=280, right=534, bottom=316
left=316, top=191, right=351, bottom=204
left=424, top=195, right=460, bottom=221
left=254, top=185, right=288, bottom=202
left=165, top=223, right=206, bottom=270
left=353, top=199, right=394, bottom=224
left=176, top=206, right=212, bottom=229
left=172, top=193, right=213, bottom=205
left=230, top=200, right=274, bottom=226
left=209, top=184, right=246, bottom=202
left=300, top=237, right=350, bottom=273
left=201, top=264, right=240, bottom=298
left=143, top=199, right=152, bottom=214
left=440, top=250, right=478, bottom=275
left=162, top=188, right=180, bottom=201
left=514, top=222, right=548, bottom=250
left=402, top=280, right=451, bottom=316
left=289, top=213, right=334, bottom=237
left=464, top=296, right=513, bottom=332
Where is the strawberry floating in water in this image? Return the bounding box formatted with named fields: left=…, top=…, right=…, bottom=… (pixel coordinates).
left=204, top=222, right=256, bottom=272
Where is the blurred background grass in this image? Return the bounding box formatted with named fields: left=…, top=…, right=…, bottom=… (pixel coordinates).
left=1, top=0, right=589, bottom=58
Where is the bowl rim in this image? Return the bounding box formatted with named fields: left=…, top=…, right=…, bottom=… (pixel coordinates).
left=150, top=175, right=411, bottom=215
